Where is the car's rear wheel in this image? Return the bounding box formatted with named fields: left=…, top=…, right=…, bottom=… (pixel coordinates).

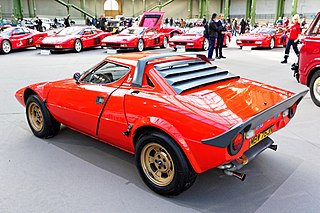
left=202, top=38, right=209, bottom=51
left=26, top=95, right=60, bottom=138
left=74, top=39, right=82, bottom=53
left=269, top=38, right=275, bottom=49
left=135, top=131, right=197, bottom=196
left=1, top=40, right=12, bottom=54
left=161, top=37, right=168, bottom=48
left=137, top=39, right=144, bottom=52
left=310, top=70, right=320, bottom=107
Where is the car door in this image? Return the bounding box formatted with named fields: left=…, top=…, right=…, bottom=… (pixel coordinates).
left=46, top=61, right=131, bottom=137
left=10, top=28, right=27, bottom=49
left=143, top=29, right=153, bottom=47
left=152, top=29, right=161, bottom=46
left=81, top=28, right=95, bottom=48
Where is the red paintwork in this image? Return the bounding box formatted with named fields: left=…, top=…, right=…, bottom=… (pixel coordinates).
left=236, top=27, right=286, bottom=48
left=16, top=52, right=301, bottom=173
left=0, top=27, right=47, bottom=52
left=298, top=12, right=320, bottom=86
left=101, top=27, right=166, bottom=50
left=169, top=27, right=232, bottom=50
left=35, top=26, right=110, bottom=51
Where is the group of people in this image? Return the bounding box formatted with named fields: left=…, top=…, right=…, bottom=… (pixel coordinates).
left=204, top=13, right=227, bottom=61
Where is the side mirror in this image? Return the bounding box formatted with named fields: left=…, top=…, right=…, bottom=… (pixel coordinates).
left=73, top=72, right=81, bottom=84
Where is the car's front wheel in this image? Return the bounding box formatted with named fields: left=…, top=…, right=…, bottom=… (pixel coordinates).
left=26, top=95, right=61, bottom=138
left=137, top=39, right=144, bottom=52
left=310, top=70, right=320, bottom=107
left=1, top=40, right=12, bottom=54
left=161, top=37, right=168, bottom=48
left=135, top=131, right=197, bottom=196
left=269, top=38, right=275, bottom=49
left=74, top=39, right=82, bottom=53
left=203, top=38, right=209, bottom=51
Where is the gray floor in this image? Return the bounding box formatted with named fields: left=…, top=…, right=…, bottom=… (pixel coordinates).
left=1, top=42, right=320, bottom=213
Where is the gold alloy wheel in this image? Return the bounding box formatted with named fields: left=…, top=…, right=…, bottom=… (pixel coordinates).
left=141, top=143, right=175, bottom=187
left=28, top=102, right=44, bottom=132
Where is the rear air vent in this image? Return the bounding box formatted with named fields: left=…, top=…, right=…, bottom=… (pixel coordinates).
left=154, top=60, right=239, bottom=94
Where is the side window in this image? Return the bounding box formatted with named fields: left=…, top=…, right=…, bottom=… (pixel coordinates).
left=83, top=29, right=93, bottom=35
left=12, top=28, right=24, bottom=35
left=310, top=17, right=320, bottom=36
left=82, top=62, right=130, bottom=84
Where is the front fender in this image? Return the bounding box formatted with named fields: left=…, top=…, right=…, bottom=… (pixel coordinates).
left=131, top=116, right=202, bottom=173
left=15, top=82, right=52, bottom=106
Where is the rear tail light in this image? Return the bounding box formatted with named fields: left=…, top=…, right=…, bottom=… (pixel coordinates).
left=228, top=132, right=244, bottom=155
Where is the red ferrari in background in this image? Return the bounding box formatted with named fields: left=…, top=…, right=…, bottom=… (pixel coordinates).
left=16, top=52, right=307, bottom=195
left=236, top=27, right=287, bottom=49
left=35, top=26, right=110, bottom=53
left=169, top=27, right=209, bottom=50
left=169, top=27, right=232, bottom=51
left=101, top=27, right=167, bottom=52
left=0, top=27, right=47, bottom=54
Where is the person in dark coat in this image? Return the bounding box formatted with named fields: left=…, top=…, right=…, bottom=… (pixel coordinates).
left=239, top=18, right=246, bottom=34
left=99, top=15, right=106, bottom=31
left=215, top=14, right=227, bottom=59
left=64, top=15, right=70, bottom=28
left=165, top=17, right=169, bottom=26
left=202, top=15, right=207, bottom=25
left=207, top=13, right=218, bottom=60
left=35, top=17, right=42, bottom=31
left=169, top=17, right=173, bottom=26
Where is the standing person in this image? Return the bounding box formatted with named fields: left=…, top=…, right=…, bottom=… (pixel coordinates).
left=283, top=17, right=289, bottom=27
left=281, top=14, right=301, bottom=64
left=165, top=17, right=169, bottom=27
left=35, top=17, right=42, bottom=31
left=239, top=18, right=246, bottom=35
left=100, top=15, right=106, bottom=31
left=207, top=13, right=218, bottom=61
left=169, top=17, right=173, bottom=27
left=202, top=15, right=207, bottom=25
left=64, top=15, right=70, bottom=28
left=275, top=17, right=283, bottom=26
left=20, top=18, right=26, bottom=27
left=215, top=14, right=227, bottom=59
left=232, top=18, right=238, bottom=36
left=92, top=17, right=97, bottom=27
left=301, top=17, right=307, bottom=28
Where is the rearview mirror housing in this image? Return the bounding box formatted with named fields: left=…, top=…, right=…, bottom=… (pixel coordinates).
left=73, top=72, right=81, bottom=83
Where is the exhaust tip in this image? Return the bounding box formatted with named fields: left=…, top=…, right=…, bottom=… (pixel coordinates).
left=269, top=144, right=278, bottom=151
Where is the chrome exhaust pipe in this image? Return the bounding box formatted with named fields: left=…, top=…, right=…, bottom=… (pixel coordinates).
left=224, top=170, right=246, bottom=181
left=269, top=144, right=278, bottom=151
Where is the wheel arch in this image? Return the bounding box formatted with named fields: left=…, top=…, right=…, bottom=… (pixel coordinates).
left=131, top=118, right=202, bottom=173
left=307, top=66, right=320, bottom=87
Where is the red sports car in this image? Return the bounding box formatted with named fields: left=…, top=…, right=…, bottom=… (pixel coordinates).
left=169, top=27, right=209, bottom=50
left=0, top=27, right=47, bottom=54
left=236, top=27, right=287, bottom=49
left=101, top=27, right=167, bottom=52
left=35, top=26, right=110, bottom=53
left=16, top=52, right=307, bottom=195
left=169, top=27, right=232, bottom=51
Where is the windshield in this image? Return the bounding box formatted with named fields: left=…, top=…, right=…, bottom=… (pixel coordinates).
left=251, top=28, right=274, bottom=34
left=186, top=28, right=204, bottom=35
left=0, top=28, right=12, bottom=36
left=120, top=27, right=145, bottom=35
left=57, top=27, right=82, bottom=36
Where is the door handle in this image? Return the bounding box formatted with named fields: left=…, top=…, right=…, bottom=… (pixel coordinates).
left=131, top=91, right=140, bottom=96
left=96, top=96, right=105, bottom=104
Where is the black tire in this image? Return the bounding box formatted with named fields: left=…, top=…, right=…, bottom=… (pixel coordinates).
left=137, top=39, right=144, bottom=52
left=309, top=70, right=320, bottom=107
left=26, top=95, right=60, bottom=138
left=135, top=131, right=197, bottom=196
left=1, top=39, right=12, bottom=54
left=160, top=37, right=168, bottom=48
left=240, top=46, right=243, bottom=49
left=74, top=39, right=82, bottom=53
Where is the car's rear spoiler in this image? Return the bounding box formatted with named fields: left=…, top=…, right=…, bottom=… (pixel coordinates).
left=202, top=89, right=308, bottom=147
left=132, top=52, right=210, bottom=88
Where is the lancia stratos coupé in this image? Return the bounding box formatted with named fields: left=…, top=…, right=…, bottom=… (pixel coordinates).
left=16, top=52, right=307, bottom=195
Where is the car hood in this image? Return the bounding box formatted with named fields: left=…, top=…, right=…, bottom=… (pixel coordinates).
left=139, top=12, right=164, bottom=30
left=237, top=33, right=269, bottom=40
left=169, top=34, right=201, bottom=41
left=102, top=34, right=138, bottom=42
left=168, top=78, right=293, bottom=129
left=38, top=35, right=75, bottom=44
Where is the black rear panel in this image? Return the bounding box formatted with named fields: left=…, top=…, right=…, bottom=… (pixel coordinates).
left=154, top=60, right=239, bottom=94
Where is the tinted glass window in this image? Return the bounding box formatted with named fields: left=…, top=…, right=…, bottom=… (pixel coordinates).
left=82, top=62, right=130, bottom=84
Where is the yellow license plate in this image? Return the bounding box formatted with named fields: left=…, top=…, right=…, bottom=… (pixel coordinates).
left=250, top=127, right=273, bottom=148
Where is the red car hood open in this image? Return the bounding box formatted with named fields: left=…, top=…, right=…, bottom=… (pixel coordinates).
left=139, top=12, right=164, bottom=30
left=102, top=34, right=138, bottom=42
left=169, top=78, right=293, bottom=129
left=169, top=34, right=202, bottom=41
